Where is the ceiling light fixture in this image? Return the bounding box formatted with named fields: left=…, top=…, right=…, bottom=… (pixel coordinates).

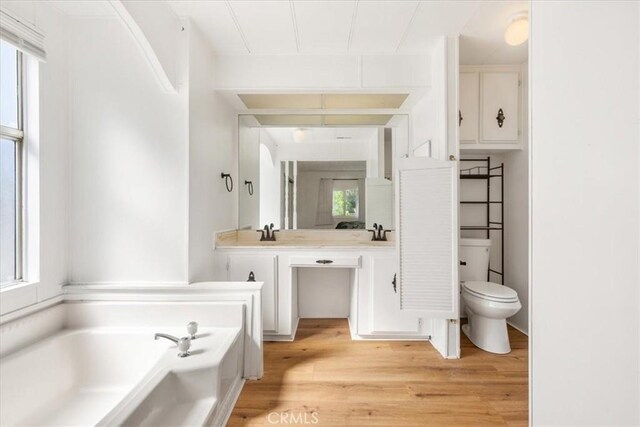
left=293, top=128, right=306, bottom=143
left=504, top=11, right=529, bottom=46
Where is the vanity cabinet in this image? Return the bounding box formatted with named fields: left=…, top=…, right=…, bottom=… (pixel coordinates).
left=226, top=254, right=278, bottom=333
left=460, top=66, right=522, bottom=150
left=369, top=255, right=421, bottom=334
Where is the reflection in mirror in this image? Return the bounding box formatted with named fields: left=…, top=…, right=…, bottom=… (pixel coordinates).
left=238, top=115, right=408, bottom=231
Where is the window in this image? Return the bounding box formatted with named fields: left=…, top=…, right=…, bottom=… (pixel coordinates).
left=1, top=40, right=23, bottom=287
left=332, top=180, right=359, bottom=218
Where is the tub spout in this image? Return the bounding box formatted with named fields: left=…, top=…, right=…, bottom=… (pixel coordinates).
left=154, top=333, right=191, bottom=357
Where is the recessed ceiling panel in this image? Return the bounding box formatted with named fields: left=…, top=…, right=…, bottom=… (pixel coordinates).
left=254, top=115, right=324, bottom=126
left=349, top=1, right=419, bottom=53
left=323, top=115, right=393, bottom=126
left=239, top=93, right=408, bottom=109
left=323, top=94, right=409, bottom=109
left=293, top=1, right=356, bottom=53
left=254, top=115, right=392, bottom=126
left=228, top=0, right=297, bottom=53
left=239, top=94, right=323, bottom=109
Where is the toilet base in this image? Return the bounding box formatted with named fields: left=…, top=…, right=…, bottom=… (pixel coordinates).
left=462, top=315, right=512, bottom=354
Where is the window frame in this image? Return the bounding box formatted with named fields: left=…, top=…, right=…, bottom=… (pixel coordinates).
left=1, top=47, right=24, bottom=287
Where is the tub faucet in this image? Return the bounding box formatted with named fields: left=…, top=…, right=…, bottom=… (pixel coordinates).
left=154, top=333, right=191, bottom=358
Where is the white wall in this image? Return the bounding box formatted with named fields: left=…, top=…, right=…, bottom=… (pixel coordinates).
left=531, top=2, right=639, bottom=425
left=238, top=122, right=260, bottom=229
left=68, top=17, right=189, bottom=284
left=0, top=2, right=70, bottom=315
left=503, top=64, right=528, bottom=334
left=411, top=37, right=447, bottom=160
left=187, top=24, right=237, bottom=282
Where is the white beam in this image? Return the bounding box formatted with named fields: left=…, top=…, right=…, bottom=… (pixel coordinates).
left=109, top=0, right=182, bottom=93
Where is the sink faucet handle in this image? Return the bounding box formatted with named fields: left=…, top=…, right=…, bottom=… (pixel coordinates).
left=187, top=321, right=198, bottom=340
left=177, top=337, right=191, bottom=358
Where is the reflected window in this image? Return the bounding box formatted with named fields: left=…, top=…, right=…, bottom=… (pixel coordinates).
left=332, top=180, right=359, bottom=218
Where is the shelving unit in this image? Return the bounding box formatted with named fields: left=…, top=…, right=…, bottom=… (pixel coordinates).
left=460, top=157, right=504, bottom=284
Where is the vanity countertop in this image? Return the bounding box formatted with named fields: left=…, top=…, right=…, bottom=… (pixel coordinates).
left=215, top=229, right=395, bottom=250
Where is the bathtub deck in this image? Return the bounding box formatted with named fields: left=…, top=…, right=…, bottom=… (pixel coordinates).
left=228, top=318, right=528, bottom=426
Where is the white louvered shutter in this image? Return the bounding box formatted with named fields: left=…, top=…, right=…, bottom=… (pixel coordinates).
left=397, top=157, right=458, bottom=318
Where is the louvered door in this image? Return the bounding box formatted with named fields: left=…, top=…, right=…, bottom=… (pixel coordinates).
left=397, top=157, right=458, bottom=319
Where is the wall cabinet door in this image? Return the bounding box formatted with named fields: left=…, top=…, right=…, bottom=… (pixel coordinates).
left=459, top=72, right=479, bottom=144
left=481, top=72, right=519, bottom=142
left=228, top=254, right=278, bottom=333
left=370, top=255, right=420, bottom=334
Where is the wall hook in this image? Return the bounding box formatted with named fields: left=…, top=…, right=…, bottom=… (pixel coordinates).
left=496, top=108, right=506, bottom=128
left=244, top=180, right=254, bottom=196
left=221, top=173, right=233, bottom=192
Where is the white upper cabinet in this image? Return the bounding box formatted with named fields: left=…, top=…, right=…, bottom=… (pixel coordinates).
left=459, top=72, right=479, bottom=144
left=460, top=66, right=522, bottom=150
left=481, top=71, right=520, bottom=142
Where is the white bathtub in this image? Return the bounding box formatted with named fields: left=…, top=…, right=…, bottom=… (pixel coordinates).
left=0, top=289, right=258, bottom=427
left=0, top=328, right=168, bottom=426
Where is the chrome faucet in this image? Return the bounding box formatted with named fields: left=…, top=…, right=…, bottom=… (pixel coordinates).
left=154, top=333, right=191, bottom=357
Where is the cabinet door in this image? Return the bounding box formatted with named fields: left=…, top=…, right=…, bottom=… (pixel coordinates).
left=228, top=254, right=278, bottom=333
left=459, top=72, right=479, bottom=144
left=371, top=256, right=420, bottom=334
left=481, top=72, right=519, bottom=142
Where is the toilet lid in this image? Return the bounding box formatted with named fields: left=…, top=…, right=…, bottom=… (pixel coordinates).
left=463, top=281, right=519, bottom=302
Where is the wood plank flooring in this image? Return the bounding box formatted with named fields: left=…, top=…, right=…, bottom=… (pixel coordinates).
left=228, top=319, right=528, bottom=426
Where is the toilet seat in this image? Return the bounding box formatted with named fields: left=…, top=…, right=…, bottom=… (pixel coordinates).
left=462, top=281, right=519, bottom=303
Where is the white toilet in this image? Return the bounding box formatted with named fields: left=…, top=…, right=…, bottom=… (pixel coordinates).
left=459, top=238, right=521, bottom=354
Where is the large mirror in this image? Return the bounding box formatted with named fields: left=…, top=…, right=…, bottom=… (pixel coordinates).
left=238, top=115, right=408, bottom=230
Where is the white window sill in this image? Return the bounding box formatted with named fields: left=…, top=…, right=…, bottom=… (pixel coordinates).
left=0, top=280, right=39, bottom=293
left=0, top=281, right=39, bottom=317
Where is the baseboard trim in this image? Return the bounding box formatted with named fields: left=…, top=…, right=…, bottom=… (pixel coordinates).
left=507, top=320, right=528, bottom=336
left=264, top=317, right=299, bottom=342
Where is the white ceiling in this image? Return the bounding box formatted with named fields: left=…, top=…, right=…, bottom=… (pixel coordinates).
left=48, top=1, right=116, bottom=17
left=459, top=0, right=529, bottom=65
left=265, top=127, right=378, bottom=145
left=167, top=0, right=484, bottom=55
left=48, top=0, right=529, bottom=64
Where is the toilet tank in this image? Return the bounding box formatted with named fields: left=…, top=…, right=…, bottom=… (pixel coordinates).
left=459, top=238, right=491, bottom=282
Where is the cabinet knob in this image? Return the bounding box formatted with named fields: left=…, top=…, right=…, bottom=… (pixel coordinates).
left=496, top=108, right=506, bottom=128
left=247, top=271, right=256, bottom=282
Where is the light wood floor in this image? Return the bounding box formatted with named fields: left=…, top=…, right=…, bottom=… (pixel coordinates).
left=228, top=319, right=528, bottom=426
